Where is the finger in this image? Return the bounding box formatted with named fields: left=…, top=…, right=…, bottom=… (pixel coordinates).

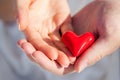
left=43, top=36, right=71, bottom=67
left=32, top=38, right=59, bottom=60
left=63, top=65, right=75, bottom=75
left=19, top=40, right=74, bottom=75
left=32, top=51, right=66, bottom=75
left=17, top=39, right=27, bottom=46
left=49, top=31, right=76, bottom=64
left=74, top=36, right=119, bottom=72
left=21, top=42, right=36, bottom=55
left=17, top=0, right=32, bottom=31
left=56, top=51, right=70, bottom=68
left=24, top=28, right=59, bottom=60
left=18, top=40, right=36, bottom=62
left=19, top=41, right=74, bottom=75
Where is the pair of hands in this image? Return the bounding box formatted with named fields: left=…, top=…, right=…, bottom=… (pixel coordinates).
left=17, top=0, right=120, bottom=75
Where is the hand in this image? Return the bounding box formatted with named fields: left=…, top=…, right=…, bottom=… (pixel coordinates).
left=17, top=0, right=75, bottom=68
left=72, top=1, right=120, bottom=72
left=18, top=39, right=75, bottom=75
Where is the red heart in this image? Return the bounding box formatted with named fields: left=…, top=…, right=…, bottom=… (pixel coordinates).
left=62, top=31, right=95, bottom=57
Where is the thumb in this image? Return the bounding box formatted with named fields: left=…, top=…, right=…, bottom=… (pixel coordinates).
left=74, top=36, right=119, bottom=72
left=17, top=0, right=32, bottom=31
left=61, top=15, right=73, bottom=34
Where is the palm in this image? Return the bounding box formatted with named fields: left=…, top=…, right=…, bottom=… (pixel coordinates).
left=25, top=0, right=71, bottom=46
left=72, top=1, right=120, bottom=71
left=73, top=1, right=104, bottom=35
left=22, top=0, right=75, bottom=71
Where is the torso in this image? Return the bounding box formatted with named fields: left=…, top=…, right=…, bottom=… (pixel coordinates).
left=0, top=0, right=16, bottom=21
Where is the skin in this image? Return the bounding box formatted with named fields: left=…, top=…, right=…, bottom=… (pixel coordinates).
left=17, top=0, right=76, bottom=68
left=18, top=39, right=75, bottom=75
left=73, top=0, right=120, bottom=72
left=18, top=0, right=120, bottom=75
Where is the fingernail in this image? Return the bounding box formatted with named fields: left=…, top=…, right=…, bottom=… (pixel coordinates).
left=77, top=64, right=87, bottom=73
left=64, top=64, right=70, bottom=68
left=70, top=59, right=76, bottom=64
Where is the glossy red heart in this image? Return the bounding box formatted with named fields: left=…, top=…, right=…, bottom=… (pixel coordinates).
left=62, top=31, right=95, bottom=57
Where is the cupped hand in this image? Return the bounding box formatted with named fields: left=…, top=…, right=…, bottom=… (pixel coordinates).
left=17, top=0, right=120, bottom=75
left=18, top=39, right=75, bottom=75
left=17, top=0, right=75, bottom=68
left=72, top=0, right=120, bottom=72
